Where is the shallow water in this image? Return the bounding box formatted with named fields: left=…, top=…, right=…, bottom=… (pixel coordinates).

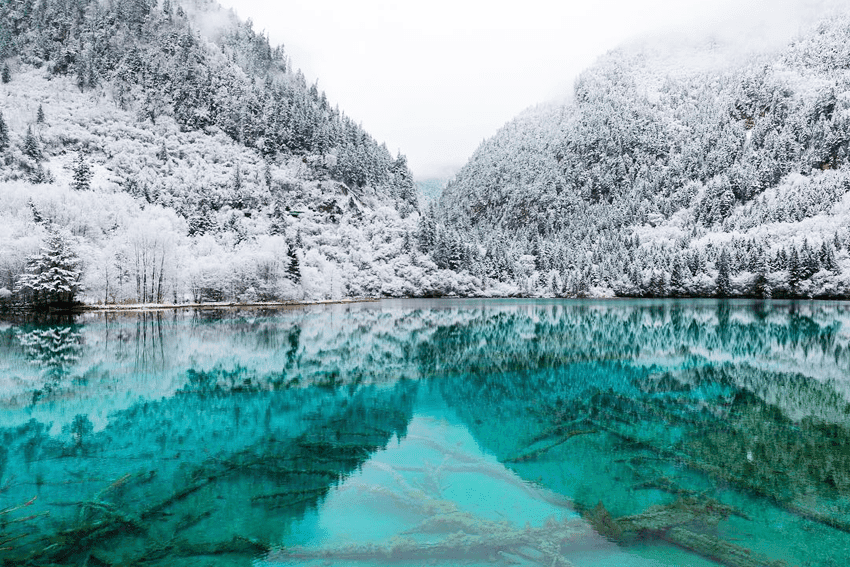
left=1, top=299, right=850, bottom=566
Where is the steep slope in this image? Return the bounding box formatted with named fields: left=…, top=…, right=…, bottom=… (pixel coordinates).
left=428, top=17, right=850, bottom=299
left=0, top=0, right=474, bottom=306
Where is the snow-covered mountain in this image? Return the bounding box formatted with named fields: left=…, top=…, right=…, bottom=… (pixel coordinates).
left=0, top=0, right=480, bottom=306
left=425, top=16, right=850, bottom=299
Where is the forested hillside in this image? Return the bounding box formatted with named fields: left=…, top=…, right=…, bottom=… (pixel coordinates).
left=426, top=17, right=850, bottom=299
left=0, top=0, right=475, bottom=308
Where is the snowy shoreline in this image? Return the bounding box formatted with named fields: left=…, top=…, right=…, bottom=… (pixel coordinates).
left=71, top=297, right=382, bottom=313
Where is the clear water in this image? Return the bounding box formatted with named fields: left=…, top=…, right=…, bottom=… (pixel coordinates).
left=1, top=299, right=850, bottom=566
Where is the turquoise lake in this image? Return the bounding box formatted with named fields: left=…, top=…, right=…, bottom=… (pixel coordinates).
left=2, top=299, right=850, bottom=566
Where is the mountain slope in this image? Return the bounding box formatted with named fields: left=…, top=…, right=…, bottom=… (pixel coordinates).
left=427, top=18, right=850, bottom=298
left=0, top=0, right=476, bottom=306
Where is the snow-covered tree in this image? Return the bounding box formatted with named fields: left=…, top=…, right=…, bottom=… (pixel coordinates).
left=71, top=152, right=93, bottom=191
left=15, top=231, right=82, bottom=307
left=0, top=111, right=8, bottom=152
left=22, top=125, right=40, bottom=160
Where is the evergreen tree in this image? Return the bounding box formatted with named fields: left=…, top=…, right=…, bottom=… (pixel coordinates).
left=788, top=247, right=802, bottom=291
left=801, top=240, right=820, bottom=278
left=22, top=125, right=40, bottom=160
left=28, top=199, right=44, bottom=224
left=753, top=255, right=771, bottom=299
left=389, top=153, right=417, bottom=217
left=36, top=104, right=45, bottom=124
left=823, top=242, right=840, bottom=274
left=232, top=162, right=243, bottom=191
left=446, top=233, right=464, bottom=271
left=716, top=248, right=732, bottom=297
left=188, top=204, right=215, bottom=236
left=669, top=256, right=686, bottom=297
left=402, top=230, right=414, bottom=255
left=264, top=161, right=272, bottom=187
left=15, top=231, right=82, bottom=307
left=0, top=111, right=8, bottom=152
left=649, top=271, right=666, bottom=297
left=71, top=152, right=93, bottom=191
left=1, top=63, right=9, bottom=84
left=287, top=239, right=301, bottom=284
left=157, top=140, right=168, bottom=161
left=418, top=206, right=438, bottom=252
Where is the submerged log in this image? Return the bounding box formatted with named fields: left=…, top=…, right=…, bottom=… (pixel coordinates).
left=274, top=516, right=588, bottom=566
left=665, top=527, right=789, bottom=567
left=631, top=476, right=752, bottom=520
left=585, top=502, right=623, bottom=542
left=585, top=500, right=796, bottom=567
left=616, top=497, right=732, bottom=532
left=590, top=418, right=850, bottom=535
left=505, top=429, right=596, bottom=463
left=0, top=496, right=37, bottom=516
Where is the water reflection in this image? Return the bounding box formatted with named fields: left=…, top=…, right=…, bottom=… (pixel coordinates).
left=0, top=300, right=849, bottom=566
left=16, top=325, right=83, bottom=401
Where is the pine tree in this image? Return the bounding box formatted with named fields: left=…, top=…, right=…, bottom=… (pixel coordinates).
left=23, top=125, right=40, bottom=160
left=15, top=231, right=82, bottom=307
left=0, top=111, right=8, bottom=152
left=157, top=140, right=168, bottom=161
left=232, top=162, right=242, bottom=191
left=36, top=104, right=45, bottom=124
left=402, top=230, right=414, bottom=255
left=669, top=256, right=686, bottom=297
left=188, top=204, right=215, bottom=236
left=823, top=242, right=840, bottom=274
left=753, top=254, right=771, bottom=299
left=28, top=199, right=44, bottom=224
left=801, top=240, right=819, bottom=278
left=716, top=248, right=732, bottom=297
left=71, top=152, right=93, bottom=191
left=264, top=161, right=272, bottom=187
left=287, top=238, right=301, bottom=284
left=1, top=63, right=9, bottom=84
left=649, top=271, right=666, bottom=297
left=418, top=206, right=437, bottom=252
left=788, top=247, right=802, bottom=291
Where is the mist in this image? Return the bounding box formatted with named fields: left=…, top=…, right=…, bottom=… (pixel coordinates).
left=215, top=0, right=847, bottom=180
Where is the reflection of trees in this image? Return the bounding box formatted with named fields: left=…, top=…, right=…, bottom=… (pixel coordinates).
left=16, top=325, right=83, bottom=400
left=133, top=311, right=166, bottom=374
left=16, top=326, right=83, bottom=373
left=0, top=381, right=417, bottom=566
left=437, top=356, right=850, bottom=566
left=415, top=301, right=850, bottom=380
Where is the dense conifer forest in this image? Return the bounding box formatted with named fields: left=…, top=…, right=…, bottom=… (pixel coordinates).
left=428, top=17, right=850, bottom=299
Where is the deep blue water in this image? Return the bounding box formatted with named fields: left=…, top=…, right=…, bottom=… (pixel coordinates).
left=1, top=299, right=850, bottom=566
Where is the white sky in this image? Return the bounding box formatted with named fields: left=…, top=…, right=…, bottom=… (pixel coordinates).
left=216, top=0, right=836, bottom=179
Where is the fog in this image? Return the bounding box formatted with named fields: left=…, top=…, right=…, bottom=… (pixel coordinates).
left=216, top=0, right=845, bottom=180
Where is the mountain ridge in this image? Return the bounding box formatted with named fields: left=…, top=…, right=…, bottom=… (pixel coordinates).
left=424, top=15, right=850, bottom=299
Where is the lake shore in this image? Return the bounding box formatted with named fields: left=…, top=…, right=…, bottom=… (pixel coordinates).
left=71, top=297, right=382, bottom=313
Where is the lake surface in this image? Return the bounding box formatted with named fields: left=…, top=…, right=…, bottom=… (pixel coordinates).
left=2, top=299, right=850, bottom=566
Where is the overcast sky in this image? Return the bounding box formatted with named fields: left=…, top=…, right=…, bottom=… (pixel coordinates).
left=217, top=0, right=836, bottom=180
